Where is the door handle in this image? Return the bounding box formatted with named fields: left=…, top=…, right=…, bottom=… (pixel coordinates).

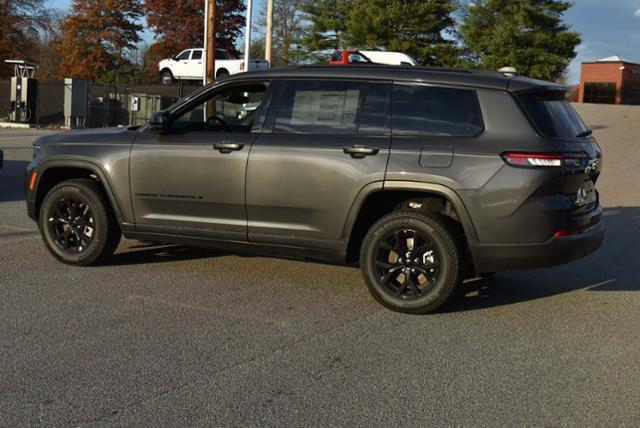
left=214, top=142, right=244, bottom=154
left=343, top=145, right=380, bottom=159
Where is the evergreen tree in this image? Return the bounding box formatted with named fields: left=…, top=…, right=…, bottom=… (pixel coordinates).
left=346, top=0, right=459, bottom=66
left=57, top=0, right=143, bottom=80
left=301, top=0, right=351, bottom=51
left=459, top=0, right=581, bottom=80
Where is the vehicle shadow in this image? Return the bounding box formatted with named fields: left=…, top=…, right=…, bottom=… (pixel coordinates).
left=107, top=243, right=227, bottom=266
left=443, top=206, right=640, bottom=313
left=0, top=160, right=29, bottom=202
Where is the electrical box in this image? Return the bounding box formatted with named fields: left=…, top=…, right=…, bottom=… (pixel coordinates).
left=130, top=96, right=140, bottom=112
left=128, top=93, right=173, bottom=126
left=64, top=78, right=89, bottom=128
left=9, top=77, right=38, bottom=123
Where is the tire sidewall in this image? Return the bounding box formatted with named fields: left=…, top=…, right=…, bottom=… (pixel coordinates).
left=361, top=213, right=460, bottom=313
left=39, top=182, right=109, bottom=266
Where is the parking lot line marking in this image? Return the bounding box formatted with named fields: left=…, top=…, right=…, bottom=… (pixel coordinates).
left=128, top=294, right=288, bottom=325
left=0, top=224, right=37, bottom=233
left=0, top=235, right=39, bottom=245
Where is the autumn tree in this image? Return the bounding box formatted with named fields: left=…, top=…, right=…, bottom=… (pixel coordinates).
left=459, top=0, right=581, bottom=80
left=257, top=0, right=309, bottom=66
left=56, top=0, right=143, bottom=81
left=144, top=0, right=246, bottom=70
left=346, top=0, right=459, bottom=66
left=0, top=0, right=48, bottom=77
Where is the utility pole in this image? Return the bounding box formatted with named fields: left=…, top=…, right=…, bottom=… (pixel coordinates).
left=265, top=0, right=274, bottom=65
left=244, top=0, right=253, bottom=67
left=204, top=0, right=216, bottom=84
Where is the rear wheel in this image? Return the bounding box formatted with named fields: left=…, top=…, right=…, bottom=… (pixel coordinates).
left=360, top=210, right=463, bottom=314
left=39, top=178, right=121, bottom=266
left=216, top=69, right=230, bottom=80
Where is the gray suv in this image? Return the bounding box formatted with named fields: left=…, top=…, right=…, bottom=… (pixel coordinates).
left=25, top=65, right=604, bottom=313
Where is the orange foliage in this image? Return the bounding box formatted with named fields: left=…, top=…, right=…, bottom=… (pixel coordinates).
left=144, top=0, right=246, bottom=69
left=56, top=0, right=143, bottom=80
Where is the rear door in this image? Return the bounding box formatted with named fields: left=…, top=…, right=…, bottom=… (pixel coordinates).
left=246, top=79, right=391, bottom=249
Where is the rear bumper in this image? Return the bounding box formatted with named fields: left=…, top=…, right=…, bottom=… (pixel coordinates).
left=470, top=220, right=605, bottom=273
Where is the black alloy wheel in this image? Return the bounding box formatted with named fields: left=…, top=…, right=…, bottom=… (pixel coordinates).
left=39, top=178, right=121, bottom=266
left=360, top=210, right=463, bottom=314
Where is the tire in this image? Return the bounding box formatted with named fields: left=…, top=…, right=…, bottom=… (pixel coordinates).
left=360, top=210, right=463, bottom=314
left=216, top=69, right=230, bottom=80
left=39, top=178, right=121, bottom=266
left=160, top=70, right=174, bottom=85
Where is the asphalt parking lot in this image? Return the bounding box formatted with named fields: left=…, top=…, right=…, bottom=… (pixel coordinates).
left=1, top=103, right=639, bottom=426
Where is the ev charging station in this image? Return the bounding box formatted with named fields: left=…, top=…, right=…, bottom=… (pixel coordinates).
left=4, top=60, right=38, bottom=125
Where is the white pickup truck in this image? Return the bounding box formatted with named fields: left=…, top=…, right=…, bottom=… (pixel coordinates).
left=158, top=48, right=270, bottom=84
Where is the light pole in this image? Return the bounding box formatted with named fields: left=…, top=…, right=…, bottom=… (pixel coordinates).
left=244, top=0, right=253, bottom=67
left=265, top=0, right=274, bottom=64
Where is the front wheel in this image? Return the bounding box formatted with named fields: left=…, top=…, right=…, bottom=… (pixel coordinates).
left=360, top=210, right=463, bottom=314
left=160, top=70, right=174, bottom=85
left=39, top=178, right=121, bottom=266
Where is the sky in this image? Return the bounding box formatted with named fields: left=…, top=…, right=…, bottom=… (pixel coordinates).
left=48, top=0, right=640, bottom=84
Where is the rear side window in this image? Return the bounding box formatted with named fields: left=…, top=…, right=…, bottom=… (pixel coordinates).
left=518, top=92, right=589, bottom=140
left=191, top=50, right=202, bottom=60
left=392, top=84, right=483, bottom=136
left=274, top=80, right=389, bottom=134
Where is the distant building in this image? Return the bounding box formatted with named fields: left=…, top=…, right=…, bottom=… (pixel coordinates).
left=578, top=56, right=640, bottom=105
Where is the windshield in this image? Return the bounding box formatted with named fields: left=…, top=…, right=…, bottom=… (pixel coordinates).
left=518, top=92, right=589, bottom=141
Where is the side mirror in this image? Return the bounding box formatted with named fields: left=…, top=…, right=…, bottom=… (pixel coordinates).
left=149, top=111, right=169, bottom=133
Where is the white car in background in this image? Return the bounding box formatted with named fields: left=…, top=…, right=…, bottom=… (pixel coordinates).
left=360, top=50, right=419, bottom=66
left=158, top=48, right=270, bottom=84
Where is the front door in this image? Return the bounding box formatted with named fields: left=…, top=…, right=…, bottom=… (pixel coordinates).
left=130, top=80, right=272, bottom=241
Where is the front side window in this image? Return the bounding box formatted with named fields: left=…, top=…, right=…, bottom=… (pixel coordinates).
left=273, top=80, right=389, bottom=134
left=176, top=50, right=191, bottom=61
left=171, top=82, right=269, bottom=132
left=392, top=84, right=483, bottom=136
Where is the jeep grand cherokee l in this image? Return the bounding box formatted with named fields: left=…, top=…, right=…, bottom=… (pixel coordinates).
left=25, top=65, right=604, bottom=314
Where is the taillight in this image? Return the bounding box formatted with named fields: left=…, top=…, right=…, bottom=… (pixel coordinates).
left=501, top=152, right=588, bottom=169
left=240, top=61, right=245, bottom=71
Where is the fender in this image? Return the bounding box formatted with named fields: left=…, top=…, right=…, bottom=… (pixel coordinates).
left=341, top=180, right=481, bottom=266
left=31, top=158, right=130, bottom=229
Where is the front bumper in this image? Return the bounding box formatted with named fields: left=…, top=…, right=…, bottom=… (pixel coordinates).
left=470, top=220, right=605, bottom=273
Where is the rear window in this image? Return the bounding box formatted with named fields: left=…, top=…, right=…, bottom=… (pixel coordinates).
left=518, top=92, right=589, bottom=140
left=392, top=84, right=483, bottom=136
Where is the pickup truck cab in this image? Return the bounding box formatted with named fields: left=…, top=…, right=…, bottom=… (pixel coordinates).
left=329, top=50, right=418, bottom=66
left=158, top=48, right=270, bottom=84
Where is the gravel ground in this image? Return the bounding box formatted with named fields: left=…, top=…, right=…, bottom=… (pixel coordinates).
left=0, top=104, right=639, bottom=427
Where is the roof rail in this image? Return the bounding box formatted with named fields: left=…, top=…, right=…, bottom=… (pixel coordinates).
left=296, top=64, right=473, bottom=74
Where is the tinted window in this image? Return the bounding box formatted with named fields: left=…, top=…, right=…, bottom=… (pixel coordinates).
left=191, top=50, right=202, bottom=60
left=392, top=84, right=483, bottom=136
left=274, top=81, right=389, bottom=134
left=519, top=92, right=589, bottom=140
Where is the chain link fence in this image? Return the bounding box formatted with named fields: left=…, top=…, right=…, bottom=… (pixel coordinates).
left=0, top=80, right=202, bottom=128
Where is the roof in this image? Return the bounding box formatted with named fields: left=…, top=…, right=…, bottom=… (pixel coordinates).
left=233, top=64, right=567, bottom=93
left=582, top=55, right=640, bottom=66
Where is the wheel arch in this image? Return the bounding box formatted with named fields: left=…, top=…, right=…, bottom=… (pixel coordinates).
left=34, top=160, right=126, bottom=226
left=343, top=181, right=479, bottom=264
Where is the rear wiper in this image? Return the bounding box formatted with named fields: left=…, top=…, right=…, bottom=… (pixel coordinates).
left=576, top=129, right=593, bottom=138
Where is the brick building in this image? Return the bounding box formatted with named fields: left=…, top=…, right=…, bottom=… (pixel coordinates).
left=578, top=56, right=640, bottom=105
